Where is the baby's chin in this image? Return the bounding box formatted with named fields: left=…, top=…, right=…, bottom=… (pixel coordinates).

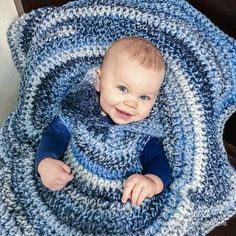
left=111, top=115, right=146, bottom=125
left=105, top=108, right=150, bottom=125
left=112, top=119, right=131, bottom=125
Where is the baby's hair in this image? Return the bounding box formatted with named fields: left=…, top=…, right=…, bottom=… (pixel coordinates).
left=101, top=36, right=165, bottom=71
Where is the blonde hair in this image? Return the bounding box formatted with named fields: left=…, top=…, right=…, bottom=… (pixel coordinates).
left=101, top=36, right=165, bottom=71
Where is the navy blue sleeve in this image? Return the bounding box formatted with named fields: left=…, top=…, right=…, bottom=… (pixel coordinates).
left=35, top=116, right=71, bottom=172
left=140, top=138, right=171, bottom=191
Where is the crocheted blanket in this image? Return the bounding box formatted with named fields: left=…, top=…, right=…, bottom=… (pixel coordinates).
left=1, top=0, right=236, bottom=235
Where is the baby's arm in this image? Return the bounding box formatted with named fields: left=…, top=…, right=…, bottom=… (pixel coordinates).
left=122, top=138, right=171, bottom=206
left=35, top=116, right=73, bottom=190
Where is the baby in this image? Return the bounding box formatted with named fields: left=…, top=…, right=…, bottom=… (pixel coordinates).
left=36, top=36, right=171, bottom=206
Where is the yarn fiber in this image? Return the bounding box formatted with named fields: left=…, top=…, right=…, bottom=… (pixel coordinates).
left=1, top=0, right=236, bottom=235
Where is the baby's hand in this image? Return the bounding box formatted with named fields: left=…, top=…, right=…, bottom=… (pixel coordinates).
left=38, top=158, right=74, bottom=191
left=121, top=174, right=163, bottom=206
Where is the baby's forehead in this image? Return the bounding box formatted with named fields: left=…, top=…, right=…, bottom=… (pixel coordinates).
left=114, top=65, right=164, bottom=93
left=103, top=43, right=127, bottom=61
left=102, top=39, right=165, bottom=73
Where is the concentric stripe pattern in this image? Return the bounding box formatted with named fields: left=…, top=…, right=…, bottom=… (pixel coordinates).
left=1, top=0, right=236, bottom=235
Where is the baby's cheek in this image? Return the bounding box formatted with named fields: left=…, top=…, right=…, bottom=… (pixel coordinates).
left=141, top=106, right=153, bottom=119
left=100, top=95, right=116, bottom=116
left=134, top=113, right=149, bottom=123
left=99, top=98, right=105, bottom=111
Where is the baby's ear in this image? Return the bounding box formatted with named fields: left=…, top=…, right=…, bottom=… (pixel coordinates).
left=95, top=68, right=101, bottom=92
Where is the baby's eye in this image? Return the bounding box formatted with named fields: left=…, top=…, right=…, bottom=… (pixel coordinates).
left=140, top=95, right=150, bottom=101
left=118, top=85, right=128, bottom=93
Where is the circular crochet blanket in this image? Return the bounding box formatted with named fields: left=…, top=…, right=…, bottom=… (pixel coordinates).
left=1, top=0, right=236, bottom=235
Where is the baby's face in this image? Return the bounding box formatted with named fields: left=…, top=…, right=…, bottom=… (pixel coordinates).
left=96, top=53, right=164, bottom=125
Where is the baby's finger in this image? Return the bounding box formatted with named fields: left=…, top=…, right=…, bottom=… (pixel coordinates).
left=136, top=188, right=149, bottom=205
left=131, top=184, right=143, bottom=206
left=125, top=174, right=140, bottom=183
left=50, top=184, right=66, bottom=191
left=122, top=181, right=135, bottom=204
left=55, top=178, right=67, bottom=186
left=59, top=172, right=74, bottom=183
left=44, top=180, right=66, bottom=191
left=61, top=163, right=72, bottom=174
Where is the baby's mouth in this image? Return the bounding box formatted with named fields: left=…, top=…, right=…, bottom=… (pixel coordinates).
left=115, top=108, right=132, bottom=119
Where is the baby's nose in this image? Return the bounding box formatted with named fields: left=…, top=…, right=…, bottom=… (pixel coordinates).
left=124, top=100, right=138, bottom=109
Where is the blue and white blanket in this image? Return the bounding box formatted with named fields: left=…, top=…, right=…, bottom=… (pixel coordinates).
left=0, top=0, right=236, bottom=235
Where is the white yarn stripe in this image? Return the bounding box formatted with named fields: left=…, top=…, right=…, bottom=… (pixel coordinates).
left=155, top=58, right=208, bottom=235
left=164, top=56, right=208, bottom=191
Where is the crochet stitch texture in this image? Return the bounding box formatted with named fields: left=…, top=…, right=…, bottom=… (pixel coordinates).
left=1, top=0, right=236, bottom=235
